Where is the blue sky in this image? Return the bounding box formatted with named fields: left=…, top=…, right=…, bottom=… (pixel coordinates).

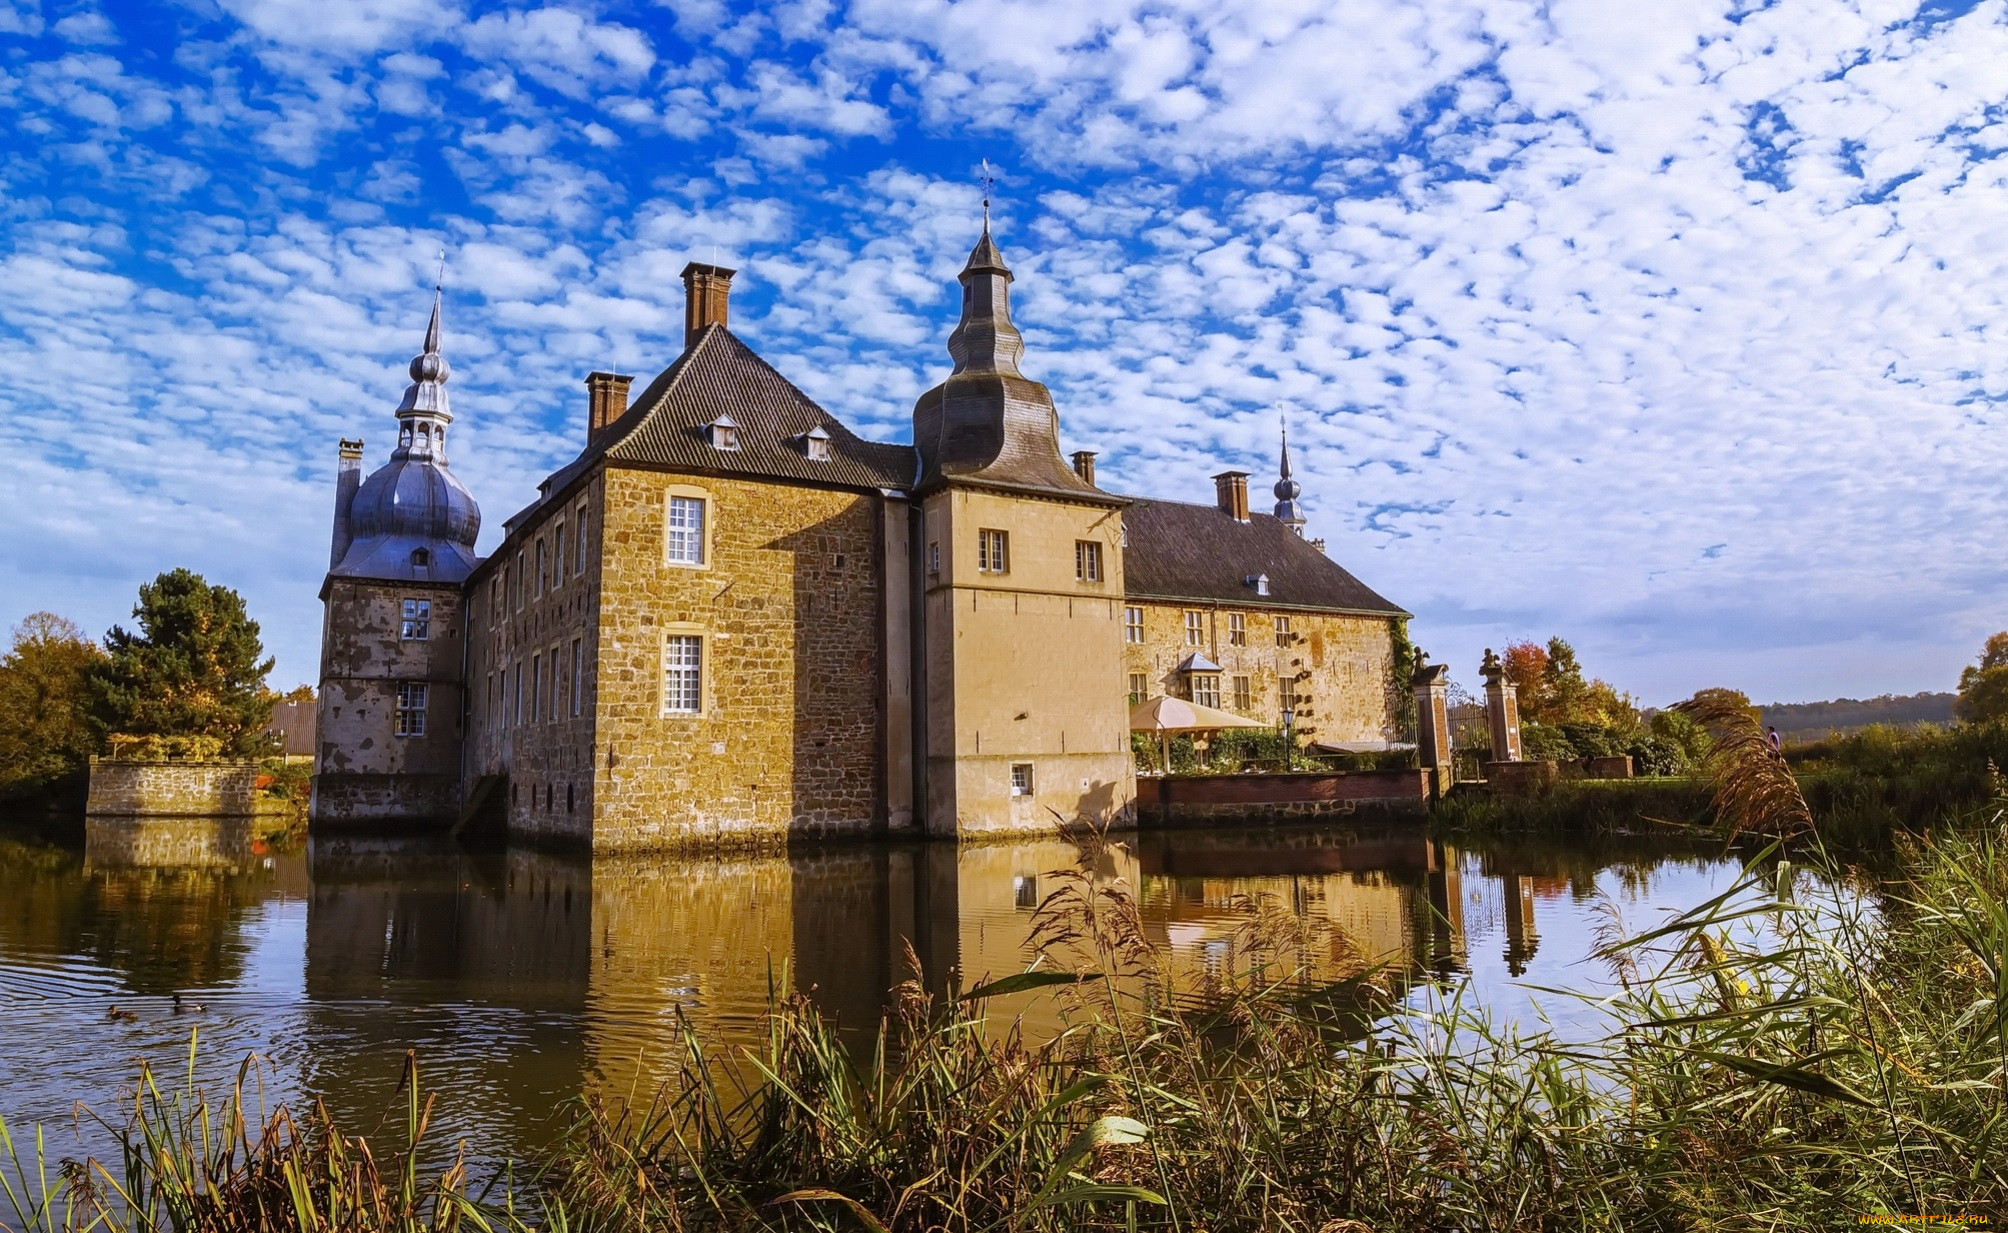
left=4, top=0, right=2008, bottom=704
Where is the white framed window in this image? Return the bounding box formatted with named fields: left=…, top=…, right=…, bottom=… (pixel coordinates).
left=553, top=522, right=565, bottom=588
left=1275, top=616, right=1293, bottom=647
left=802, top=425, right=831, bottom=461
left=1010, top=763, right=1033, bottom=797
left=400, top=598, right=430, bottom=640
left=1124, top=606, right=1143, bottom=643
left=570, top=638, right=583, bottom=717
left=575, top=505, right=589, bottom=576
left=707, top=414, right=740, bottom=450
left=928, top=542, right=941, bottom=575
left=549, top=648, right=561, bottom=722
left=1233, top=675, right=1251, bottom=710
left=978, top=528, right=1009, bottom=574
left=1075, top=540, right=1102, bottom=582
left=663, top=634, right=703, bottom=714
left=1190, top=674, right=1221, bottom=709
left=1228, top=612, right=1245, bottom=646
left=666, top=494, right=707, bottom=566
left=1128, top=672, right=1147, bottom=705
left=394, top=682, right=428, bottom=736
left=535, top=538, right=546, bottom=596
left=1184, top=611, right=1205, bottom=647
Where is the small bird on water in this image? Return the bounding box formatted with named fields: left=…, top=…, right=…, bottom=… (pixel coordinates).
left=171, top=993, right=205, bottom=1013
left=106, top=1005, right=137, bottom=1023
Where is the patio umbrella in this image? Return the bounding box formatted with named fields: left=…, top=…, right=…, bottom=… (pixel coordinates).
left=1129, top=695, right=1265, bottom=773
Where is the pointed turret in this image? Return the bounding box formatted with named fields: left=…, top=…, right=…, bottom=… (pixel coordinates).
left=327, top=290, right=482, bottom=584
left=1274, top=420, right=1306, bottom=534
left=911, top=223, right=1105, bottom=499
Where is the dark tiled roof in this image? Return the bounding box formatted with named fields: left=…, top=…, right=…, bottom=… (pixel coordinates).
left=1121, top=498, right=1406, bottom=616
left=499, top=326, right=916, bottom=537
left=604, top=326, right=915, bottom=488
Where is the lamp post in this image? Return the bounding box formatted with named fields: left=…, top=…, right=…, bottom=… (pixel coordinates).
left=1281, top=706, right=1295, bottom=772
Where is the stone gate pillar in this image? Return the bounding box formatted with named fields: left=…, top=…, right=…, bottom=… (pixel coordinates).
left=1480, top=648, right=1524, bottom=762
left=1412, top=654, right=1452, bottom=800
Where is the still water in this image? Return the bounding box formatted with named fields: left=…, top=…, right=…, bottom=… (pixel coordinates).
left=0, top=816, right=1746, bottom=1166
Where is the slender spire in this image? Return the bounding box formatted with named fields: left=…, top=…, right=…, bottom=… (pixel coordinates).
left=1274, top=415, right=1306, bottom=533
left=393, top=287, right=452, bottom=462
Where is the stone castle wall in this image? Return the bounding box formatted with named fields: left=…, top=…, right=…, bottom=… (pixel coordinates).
left=589, top=467, right=888, bottom=850
left=1122, top=602, right=1398, bottom=746
left=87, top=758, right=285, bottom=817
left=465, top=472, right=606, bottom=845
left=315, top=578, right=467, bottom=823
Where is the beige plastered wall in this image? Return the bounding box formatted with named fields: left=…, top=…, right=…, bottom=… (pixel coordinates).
left=919, top=485, right=1136, bottom=837
left=313, top=579, right=466, bottom=821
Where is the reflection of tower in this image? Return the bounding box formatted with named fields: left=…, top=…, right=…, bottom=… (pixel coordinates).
left=1503, top=874, right=1539, bottom=976
left=1425, top=838, right=1466, bottom=974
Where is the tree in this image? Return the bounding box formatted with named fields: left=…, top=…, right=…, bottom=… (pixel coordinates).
left=90, top=569, right=277, bottom=757
left=1501, top=641, right=1551, bottom=720
left=0, top=612, right=106, bottom=795
left=1956, top=632, right=2008, bottom=723
left=1541, top=637, right=1589, bottom=725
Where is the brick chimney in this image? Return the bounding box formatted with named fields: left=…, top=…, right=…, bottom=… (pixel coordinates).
left=1212, top=471, right=1250, bottom=521
left=680, top=261, right=736, bottom=348
left=585, top=372, right=633, bottom=444
left=329, top=438, right=364, bottom=568
left=1070, top=450, right=1097, bottom=486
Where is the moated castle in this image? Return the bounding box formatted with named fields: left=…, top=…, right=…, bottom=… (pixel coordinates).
left=313, top=227, right=1408, bottom=848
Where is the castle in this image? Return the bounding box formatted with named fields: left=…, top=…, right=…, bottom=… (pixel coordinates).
left=313, top=226, right=1408, bottom=849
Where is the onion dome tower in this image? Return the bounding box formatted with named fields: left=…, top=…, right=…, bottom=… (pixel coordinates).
left=1274, top=420, right=1306, bottom=535
left=910, top=217, right=1103, bottom=497
left=328, top=290, right=482, bottom=583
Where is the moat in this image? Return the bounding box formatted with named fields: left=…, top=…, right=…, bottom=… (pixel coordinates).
left=0, top=818, right=1747, bottom=1166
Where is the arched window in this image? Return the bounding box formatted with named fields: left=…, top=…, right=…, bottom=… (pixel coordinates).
left=411, top=547, right=431, bottom=568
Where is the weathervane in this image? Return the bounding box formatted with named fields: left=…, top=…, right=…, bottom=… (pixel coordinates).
left=979, top=158, right=994, bottom=230
left=435, top=248, right=447, bottom=290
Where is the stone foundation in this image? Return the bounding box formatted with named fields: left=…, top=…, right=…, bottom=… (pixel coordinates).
left=310, top=772, right=460, bottom=825
left=1485, top=760, right=1560, bottom=794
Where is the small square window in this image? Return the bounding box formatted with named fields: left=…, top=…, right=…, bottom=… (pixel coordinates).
left=978, top=528, right=1009, bottom=574
left=400, top=598, right=430, bottom=640
left=1075, top=539, right=1102, bottom=583
left=1124, top=606, right=1143, bottom=643
left=803, top=426, right=832, bottom=461
left=1010, top=762, right=1034, bottom=797
left=707, top=415, right=740, bottom=450
left=1128, top=672, right=1147, bottom=705
left=394, top=682, right=428, bottom=736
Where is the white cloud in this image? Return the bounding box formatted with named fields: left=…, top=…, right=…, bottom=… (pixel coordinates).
left=461, top=8, right=655, bottom=100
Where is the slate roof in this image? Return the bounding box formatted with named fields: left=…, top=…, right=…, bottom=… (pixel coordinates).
left=501, top=324, right=917, bottom=534
left=1120, top=497, right=1406, bottom=617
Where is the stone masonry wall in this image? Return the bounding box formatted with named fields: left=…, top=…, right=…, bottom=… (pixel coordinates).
left=591, top=467, right=886, bottom=850
left=464, top=472, right=606, bottom=845
left=315, top=579, right=467, bottom=823
left=87, top=759, right=280, bottom=816
left=1121, top=602, right=1397, bottom=746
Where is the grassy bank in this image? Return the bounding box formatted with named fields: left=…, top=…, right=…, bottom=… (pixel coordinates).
left=6, top=807, right=2005, bottom=1231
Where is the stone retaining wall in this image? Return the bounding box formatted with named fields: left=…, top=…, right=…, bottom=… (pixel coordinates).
left=1144, top=768, right=1428, bottom=827
left=85, top=758, right=288, bottom=817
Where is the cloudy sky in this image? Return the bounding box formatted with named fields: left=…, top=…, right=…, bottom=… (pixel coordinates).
left=3, top=0, right=2006, bottom=704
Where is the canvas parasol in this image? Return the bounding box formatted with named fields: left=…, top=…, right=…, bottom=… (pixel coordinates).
left=1129, top=695, right=1265, bottom=773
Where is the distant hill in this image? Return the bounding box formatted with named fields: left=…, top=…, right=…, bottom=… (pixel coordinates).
left=1758, top=692, right=1956, bottom=740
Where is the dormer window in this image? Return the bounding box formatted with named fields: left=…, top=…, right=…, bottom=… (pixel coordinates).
left=1246, top=573, right=1270, bottom=596
left=706, top=414, right=740, bottom=450
left=800, top=425, right=831, bottom=462
left=411, top=547, right=431, bottom=569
